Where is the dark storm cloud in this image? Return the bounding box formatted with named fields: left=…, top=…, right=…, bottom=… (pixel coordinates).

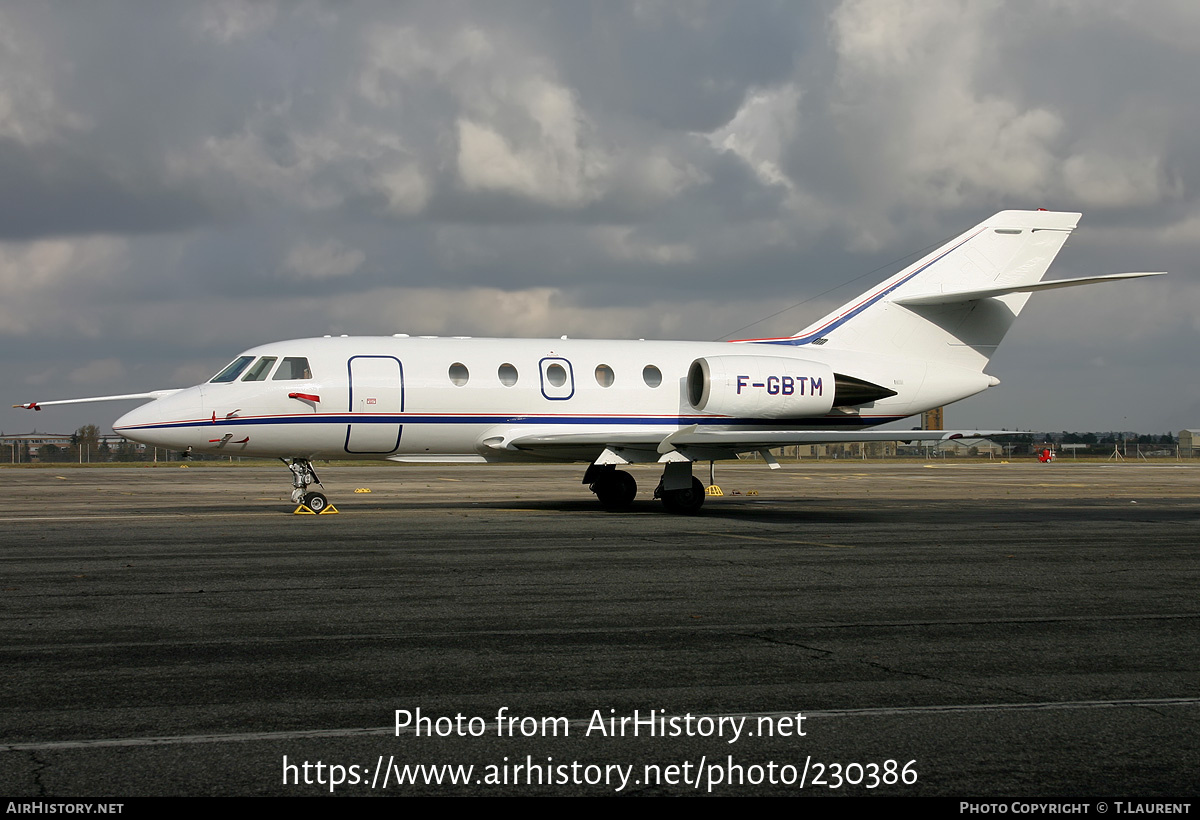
left=0, top=137, right=219, bottom=239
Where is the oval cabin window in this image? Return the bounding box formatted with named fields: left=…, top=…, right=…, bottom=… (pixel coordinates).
left=545, top=363, right=567, bottom=387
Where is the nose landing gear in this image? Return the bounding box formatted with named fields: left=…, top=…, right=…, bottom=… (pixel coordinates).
left=284, top=458, right=335, bottom=514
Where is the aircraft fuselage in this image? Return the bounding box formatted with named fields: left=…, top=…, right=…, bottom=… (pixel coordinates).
left=112, top=335, right=981, bottom=462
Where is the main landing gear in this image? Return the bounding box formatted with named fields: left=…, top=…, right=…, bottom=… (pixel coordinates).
left=284, top=458, right=328, bottom=512
left=584, top=461, right=706, bottom=514
left=654, top=475, right=706, bottom=515
left=586, top=464, right=638, bottom=509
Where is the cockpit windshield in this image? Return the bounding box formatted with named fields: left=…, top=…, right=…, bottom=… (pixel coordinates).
left=210, top=356, right=255, bottom=383
left=241, top=356, right=278, bottom=381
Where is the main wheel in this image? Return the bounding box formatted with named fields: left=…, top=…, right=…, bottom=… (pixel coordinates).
left=304, top=491, right=328, bottom=513
left=660, top=477, right=705, bottom=515
left=591, top=469, right=637, bottom=509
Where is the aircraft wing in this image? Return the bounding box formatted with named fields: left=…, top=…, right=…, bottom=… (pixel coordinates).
left=13, top=389, right=183, bottom=411
left=656, top=428, right=1017, bottom=447
left=494, top=425, right=1024, bottom=462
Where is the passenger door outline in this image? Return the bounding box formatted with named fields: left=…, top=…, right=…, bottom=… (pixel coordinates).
left=345, top=355, right=404, bottom=454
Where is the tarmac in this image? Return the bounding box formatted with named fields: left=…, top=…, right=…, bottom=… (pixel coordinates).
left=1, top=460, right=1197, bottom=796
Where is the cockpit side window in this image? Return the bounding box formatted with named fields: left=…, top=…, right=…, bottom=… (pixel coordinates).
left=272, top=357, right=313, bottom=380
left=210, top=356, right=255, bottom=383
left=241, top=356, right=278, bottom=381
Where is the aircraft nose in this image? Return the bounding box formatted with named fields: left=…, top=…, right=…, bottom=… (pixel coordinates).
left=113, top=402, right=171, bottom=446
left=114, top=387, right=203, bottom=448
left=113, top=402, right=154, bottom=433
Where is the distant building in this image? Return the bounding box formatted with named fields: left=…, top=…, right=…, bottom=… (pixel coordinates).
left=0, top=431, right=140, bottom=462
left=1, top=431, right=73, bottom=461
left=1180, top=430, right=1200, bottom=457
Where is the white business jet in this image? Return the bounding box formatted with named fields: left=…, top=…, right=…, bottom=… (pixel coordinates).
left=16, top=210, right=1161, bottom=513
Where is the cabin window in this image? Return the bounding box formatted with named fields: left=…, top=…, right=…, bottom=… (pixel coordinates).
left=210, top=356, right=255, bottom=383
left=545, top=363, right=567, bottom=387
left=272, top=357, right=313, bottom=380
left=241, top=357, right=278, bottom=382
left=595, top=364, right=614, bottom=387
left=642, top=365, right=662, bottom=388
left=498, top=363, right=518, bottom=386
left=449, top=362, right=470, bottom=386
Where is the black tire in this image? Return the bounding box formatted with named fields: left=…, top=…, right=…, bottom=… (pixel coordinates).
left=304, top=492, right=328, bottom=513
left=616, top=470, right=637, bottom=504
left=661, top=477, right=705, bottom=514
left=592, top=469, right=637, bottom=509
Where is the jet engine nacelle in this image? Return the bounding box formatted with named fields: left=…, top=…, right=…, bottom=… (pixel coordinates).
left=687, top=355, right=836, bottom=418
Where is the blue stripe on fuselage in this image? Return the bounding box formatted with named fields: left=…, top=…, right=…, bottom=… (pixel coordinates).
left=115, top=413, right=907, bottom=432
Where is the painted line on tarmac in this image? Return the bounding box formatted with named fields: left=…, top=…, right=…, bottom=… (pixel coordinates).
left=4, top=698, right=1197, bottom=752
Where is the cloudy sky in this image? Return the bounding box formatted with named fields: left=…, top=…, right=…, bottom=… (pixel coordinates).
left=3, top=0, right=1197, bottom=437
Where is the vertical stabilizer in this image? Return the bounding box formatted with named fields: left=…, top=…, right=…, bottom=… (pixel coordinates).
left=779, top=210, right=1081, bottom=372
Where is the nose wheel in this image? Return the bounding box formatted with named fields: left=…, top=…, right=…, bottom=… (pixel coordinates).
left=284, top=458, right=332, bottom=513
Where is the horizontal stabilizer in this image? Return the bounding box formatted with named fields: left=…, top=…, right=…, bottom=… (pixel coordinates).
left=891, top=272, right=1165, bottom=307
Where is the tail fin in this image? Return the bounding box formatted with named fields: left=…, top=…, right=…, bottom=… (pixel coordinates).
left=783, top=210, right=1082, bottom=372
